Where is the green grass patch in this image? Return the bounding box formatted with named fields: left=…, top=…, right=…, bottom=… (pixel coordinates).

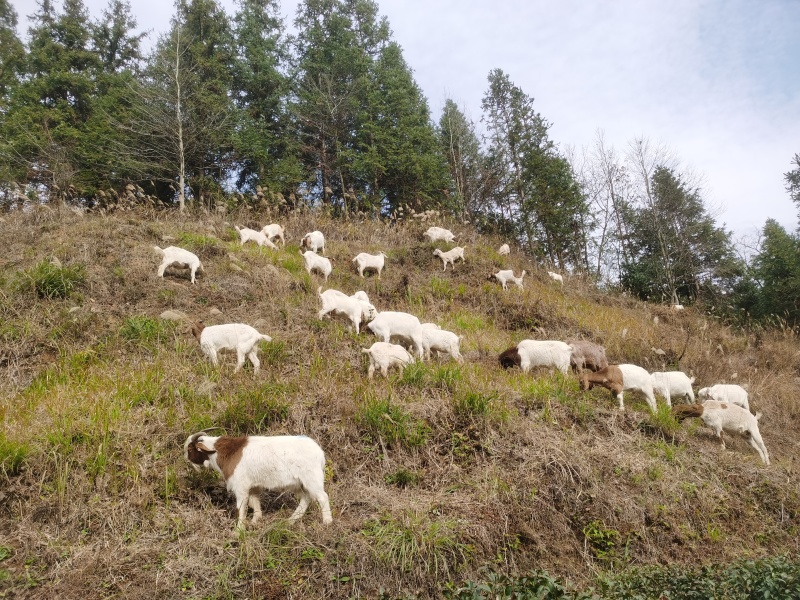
left=0, top=434, right=29, bottom=476
left=641, top=403, right=682, bottom=439
left=399, top=361, right=429, bottom=387
left=120, top=316, right=174, bottom=347
left=355, top=394, right=430, bottom=448
left=217, top=383, right=291, bottom=435
left=362, top=511, right=471, bottom=577
left=176, top=232, right=221, bottom=254
left=452, top=312, right=487, bottom=333
left=19, top=259, right=85, bottom=299
left=384, top=468, right=422, bottom=488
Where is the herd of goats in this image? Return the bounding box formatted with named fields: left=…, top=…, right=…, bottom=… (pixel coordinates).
left=148, top=221, right=770, bottom=529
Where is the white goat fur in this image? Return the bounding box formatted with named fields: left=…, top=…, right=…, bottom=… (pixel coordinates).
left=650, top=371, right=696, bottom=406
left=367, top=311, right=425, bottom=360
left=301, top=230, right=326, bottom=254
left=235, top=225, right=277, bottom=249
left=318, top=287, right=376, bottom=334
left=677, top=401, right=769, bottom=465
left=352, top=252, right=387, bottom=278
left=433, top=247, right=465, bottom=271
left=153, top=245, right=204, bottom=284
left=362, top=342, right=414, bottom=378
left=260, top=223, right=285, bottom=246
left=547, top=271, right=564, bottom=285
left=193, top=323, right=272, bottom=373
left=301, top=250, right=332, bottom=280
left=517, top=340, right=572, bottom=374
left=493, top=269, right=526, bottom=290
left=420, top=327, right=463, bottom=362
left=184, top=433, right=333, bottom=527
left=498, top=243, right=510, bottom=255
left=697, top=384, right=750, bottom=411
left=423, top=226, right=456, bottom=243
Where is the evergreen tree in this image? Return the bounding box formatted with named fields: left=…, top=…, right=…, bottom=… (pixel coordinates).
left=620, top=166, right=738, bottom=305
left=0, top=0, right=23, bottom=99
left=749, top=220, right=800, bottom=324
left=785, top=153, right=800, bottom=223
left=231, top=0, right=301, bottom=198
left=438, top=99, right=487, bottom=219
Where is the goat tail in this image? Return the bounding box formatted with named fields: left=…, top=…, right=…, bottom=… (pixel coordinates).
left=672, top=404, right=704, bottom=421
left=361, top=348, right=372, bottom=355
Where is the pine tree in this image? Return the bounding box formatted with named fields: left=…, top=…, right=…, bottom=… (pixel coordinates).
left=785, top=153, right=800, bottom=223
left=438, top=99, right=487, bottom=219
left=0, top=0, right=23, bottom=99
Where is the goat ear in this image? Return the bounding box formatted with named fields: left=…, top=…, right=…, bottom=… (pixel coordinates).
left=196, top=441, right=215, bottom=453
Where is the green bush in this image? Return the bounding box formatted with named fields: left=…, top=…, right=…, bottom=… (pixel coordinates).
left=21, top=259, right=85, bottom=299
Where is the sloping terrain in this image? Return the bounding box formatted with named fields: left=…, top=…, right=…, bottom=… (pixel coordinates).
left=0, top=206, right=798, bottom=598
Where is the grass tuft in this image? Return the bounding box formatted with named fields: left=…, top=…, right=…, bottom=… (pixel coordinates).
left=19, top=259, right=85, bottom=299
left=356, top=394, right=430, bottom=448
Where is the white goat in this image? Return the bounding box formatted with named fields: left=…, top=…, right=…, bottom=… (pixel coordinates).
left=697, top=384, right=750, bottom=411
left=671, top=304, right=685, bottom=311
left=423, top=226, right=456, bottom=243
left=568, top=341, right=608, bottom=372
left=153, top=245, right=204, bottom=284
left=580, top=364, right=657, bottom=411
left=362, top=342, right=415, bottom=378
left=651, top=371, right=696, bottom=406
left=499, top=340, right=572, bottom=374
left=301, top=250, right=332, bottom=280
left=367, top=311, right=425, bottom=360
left=674, top=401, right=770, bottom=465
left=498, top=243, right=510, bottom=256
left=420, top=327, right=464, bottom=363
left=301, top=230, right=326, bottom=255
left=547, top=271, right=564, bottom=285
left=317, top=287, right=376, bottom=334
left=261, top=223, right=285, bottom=246
left=352, top=252, right=387, bottom=278
left=191, top=321, right=272, bottom=374
left=492, top=269, right=526, bottom=290
left=184, top=432, right=333, bottom=527
left=235, top=225, right=277, bottom=249
left=433, top=247, right=465, bottom=271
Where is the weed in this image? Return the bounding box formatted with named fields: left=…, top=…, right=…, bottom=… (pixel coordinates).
left=260, top=340, right=289, bottom=367
left=217, top=383, right=291, bottom=435
left=385, top=468, right=422, bottom=488
left=641, top=404, right=681, bottom=439
left=583, top=520, right=621, bottom=562
left=399, top=362, right=428, bottom=387
left=356, top=395, right=430, bottom=448
left=19, top=259, right=85, bottom=299
left=362, top=511, right=472, bottom=577
left=120, top=316, right=174, bottom=347
left=431, top=364, right=462, bottom=392
left=0, top=434, right=28, bottom=476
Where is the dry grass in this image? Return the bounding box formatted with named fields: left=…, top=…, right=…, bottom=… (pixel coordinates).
left=0, top=206, right=799, bottom=598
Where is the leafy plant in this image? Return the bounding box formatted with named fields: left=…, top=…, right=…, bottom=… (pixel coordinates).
left=20, top=259, right=85, bottom=299
left=583, top=519, right=621, bottom=561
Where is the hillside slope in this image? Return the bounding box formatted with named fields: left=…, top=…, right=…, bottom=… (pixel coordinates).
left=1, top=206, right=798, bottom=598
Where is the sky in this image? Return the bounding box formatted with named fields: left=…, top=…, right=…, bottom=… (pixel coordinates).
left=11, top=0, right=800, bottom=238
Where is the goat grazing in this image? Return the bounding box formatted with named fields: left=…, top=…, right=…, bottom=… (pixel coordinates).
left=154, top=245, right=204, bottom=284
left=568, top=340, right=608, bottom=372
left=367, top=311, right=425, bottom=360
left=317, top=287, right=376, bottom=334
left=491, top=269, right=526, bottom=290
left=673, top=401, right=770, bottom=465
left=185, top=432, right=333, bottom=527
left=191, top=321, right=272, bottom=374
left=362, top=342, right=415, bottom=378
left=261, top=223, right=285, bottom=246
left=433, top=247, right=465, bottom=271
left=423, top=226, right=456, bottom=243
left=301, top=250, right=333, bottom=280
left=697, top=384, right=750, bottom=411
left=580, top=364, right=657, bottom=411
left=352, top=252, right=387, bottom=279
left=498, top=243, right=510, bottom=256
left=235, top=225, right=277, bottom=249
left=499, top=340, right=572, bottom=374
left=301, top=230, right=326, bottom=255
left=547, top=271, right=564, bottom=285
left=651, top=371, right=696, bottom=406
left=420, top=327, right=464, bottom=363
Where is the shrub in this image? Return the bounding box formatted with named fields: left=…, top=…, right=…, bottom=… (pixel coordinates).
left=21, top=259, right=85, bottom=299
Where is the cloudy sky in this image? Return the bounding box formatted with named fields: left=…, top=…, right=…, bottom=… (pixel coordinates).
left=11, top=0, right=800, bottom=237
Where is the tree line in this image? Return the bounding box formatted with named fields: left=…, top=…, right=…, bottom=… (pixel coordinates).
left=0, top=0, right=798, bottom=326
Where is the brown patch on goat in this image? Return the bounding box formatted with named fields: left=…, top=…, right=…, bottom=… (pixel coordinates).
left=211, top=436, right=248, bottom=481
left=720, top=403, right=728, bottom=409
left=499, top=346, right=521, bottom=369
left=672, top=404, right=705, bottom=421
left=190, top=321, right=205, bottom=342
left=580, top=365, right=623, bottom=395
left=186, top=434, right=210, bottom=466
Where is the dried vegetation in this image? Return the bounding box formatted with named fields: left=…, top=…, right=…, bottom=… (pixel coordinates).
left=0, top=206, right=798, bottom=598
